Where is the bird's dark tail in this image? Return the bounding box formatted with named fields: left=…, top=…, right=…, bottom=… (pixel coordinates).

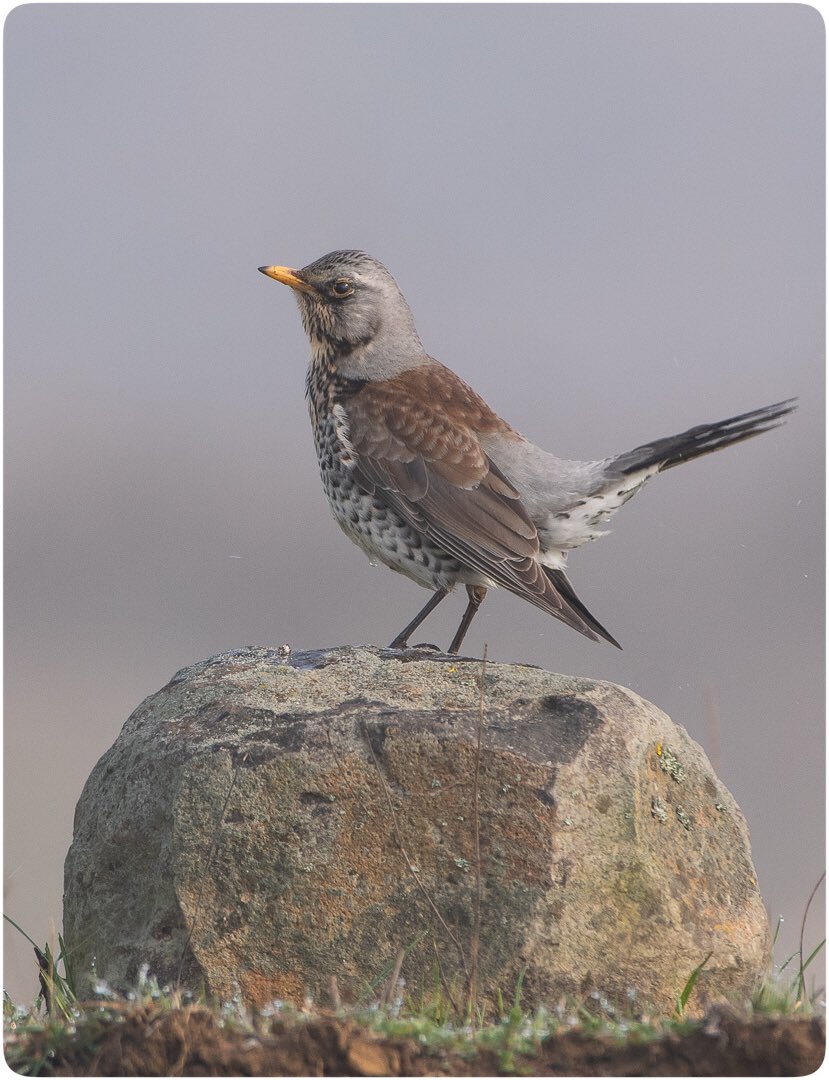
left=611, top=399, right=797, bottom=476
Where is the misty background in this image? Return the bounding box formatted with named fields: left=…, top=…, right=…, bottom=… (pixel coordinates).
left=4, top=5, right=824, bottom=1003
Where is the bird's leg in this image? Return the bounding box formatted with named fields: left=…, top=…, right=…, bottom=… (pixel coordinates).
left=388, top=587, right=449, bottom=649
left=448, top=585, right=488, bottom=655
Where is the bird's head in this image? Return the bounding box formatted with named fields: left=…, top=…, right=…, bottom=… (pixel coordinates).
left=259, top=250, right=426, bottom=378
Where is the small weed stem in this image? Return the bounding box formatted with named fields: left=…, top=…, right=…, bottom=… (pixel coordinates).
left=362, top=721, right=470, bottom=981
left=466, top=645, right=487, bottom=1019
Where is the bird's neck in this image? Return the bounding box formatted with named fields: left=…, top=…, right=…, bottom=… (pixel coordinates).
left=306, top=330, right=429, bottom=384
left=305, top=351, right=368, bottom=418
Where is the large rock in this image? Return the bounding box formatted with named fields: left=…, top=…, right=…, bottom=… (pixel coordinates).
left=63, top=645, right=769, bottom=1013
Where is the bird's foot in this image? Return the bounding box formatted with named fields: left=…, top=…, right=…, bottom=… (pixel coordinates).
left=386, top=639, right=441, bottom=652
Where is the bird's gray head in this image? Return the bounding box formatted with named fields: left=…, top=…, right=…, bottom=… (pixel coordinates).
left=259, top=250, right=427, bottom=379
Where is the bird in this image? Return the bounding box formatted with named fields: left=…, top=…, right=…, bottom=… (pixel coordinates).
left=258, top=251, right=795, bottom=655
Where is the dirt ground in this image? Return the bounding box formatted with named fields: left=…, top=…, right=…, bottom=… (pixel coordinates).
left=10, top=1004, right=824, bottom=1076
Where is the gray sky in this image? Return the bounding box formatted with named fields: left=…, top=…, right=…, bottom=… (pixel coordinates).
left=5, top=4, right=824, bottom=1004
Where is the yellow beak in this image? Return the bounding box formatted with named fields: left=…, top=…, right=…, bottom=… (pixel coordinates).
left=258, top=265, right=319, bottom=295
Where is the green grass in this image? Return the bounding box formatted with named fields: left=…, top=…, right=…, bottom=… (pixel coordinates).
left=3, top=969, right=820, bottom=1079
left=4, top=906, right=824, bottom=1076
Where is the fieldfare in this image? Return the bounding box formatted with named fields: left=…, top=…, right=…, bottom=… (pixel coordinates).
left=259, top=251, right=794, bottom=654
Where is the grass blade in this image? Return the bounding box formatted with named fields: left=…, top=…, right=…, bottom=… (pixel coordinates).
left=674, top=952, right=712, bottom=1017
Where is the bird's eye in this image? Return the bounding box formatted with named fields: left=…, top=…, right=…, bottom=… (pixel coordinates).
left=331, top=279, right=353, bottom=297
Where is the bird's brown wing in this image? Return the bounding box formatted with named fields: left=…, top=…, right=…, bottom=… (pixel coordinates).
left=342, top=371, right=616, bottom=644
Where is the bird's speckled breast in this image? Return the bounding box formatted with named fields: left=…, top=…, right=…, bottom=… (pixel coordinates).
left=305, top=357, right=468, bottom=590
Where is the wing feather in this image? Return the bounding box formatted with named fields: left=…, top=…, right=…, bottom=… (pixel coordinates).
left=343, top=371, right=619, bottom=645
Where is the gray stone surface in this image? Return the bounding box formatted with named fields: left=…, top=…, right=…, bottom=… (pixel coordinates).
left=63, top=645, right=770, bottom=1012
